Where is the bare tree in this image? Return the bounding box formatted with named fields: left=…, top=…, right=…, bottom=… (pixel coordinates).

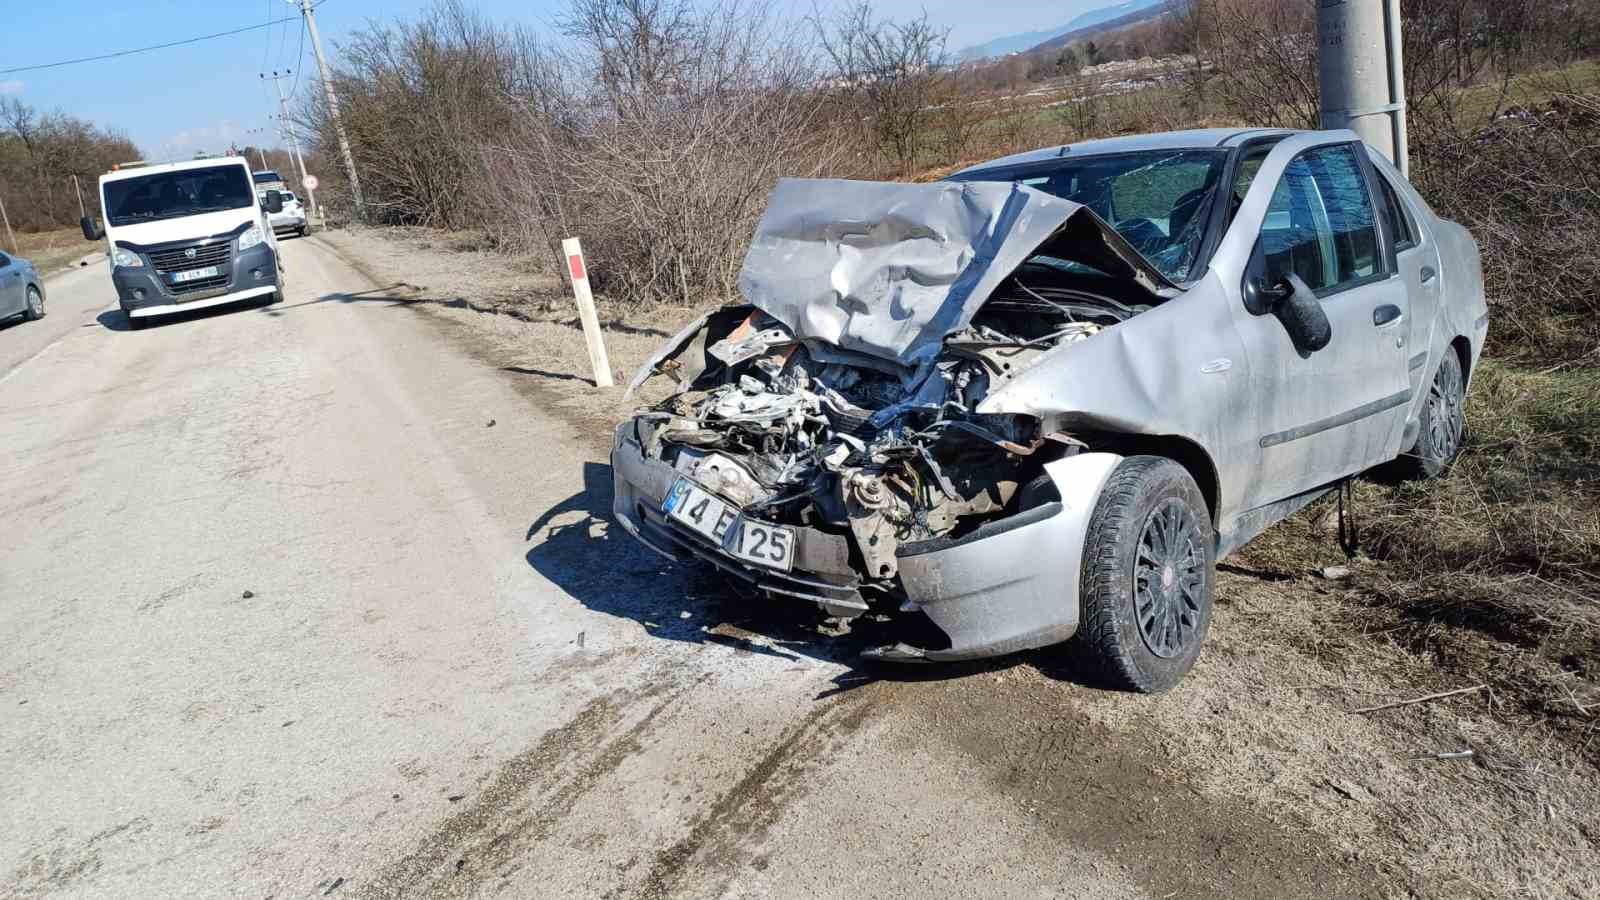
left=811, top=1, right=951, bottom=175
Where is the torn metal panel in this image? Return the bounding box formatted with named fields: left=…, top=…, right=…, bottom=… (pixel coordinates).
left=738, top=177, right=1173, bottom=367
left=883, top=453, right=1122, bottom=661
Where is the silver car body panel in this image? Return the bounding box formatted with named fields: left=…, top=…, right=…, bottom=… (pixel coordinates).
left=891, top=452, right=1122, bottom=661
left=738, top=177, right=1173, bottom=369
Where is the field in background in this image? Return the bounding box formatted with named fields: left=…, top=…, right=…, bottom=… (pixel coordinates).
left=9, top=227, right=99, bottom=274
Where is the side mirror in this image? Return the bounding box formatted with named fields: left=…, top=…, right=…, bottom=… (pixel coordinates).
left=80, top=215, right=103, bottom=241
left=1269, top=273, right=1332, bottom=354
left=264, top=190, right=284, bottom=214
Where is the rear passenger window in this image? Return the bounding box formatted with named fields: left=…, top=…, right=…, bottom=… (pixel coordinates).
left=1258, top=144, right=1381, bottom=295
left=1374, top=173, right=1416, bottom=250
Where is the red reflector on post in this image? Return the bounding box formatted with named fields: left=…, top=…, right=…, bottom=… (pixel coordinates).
left=568, top=254, right=586, bottom=282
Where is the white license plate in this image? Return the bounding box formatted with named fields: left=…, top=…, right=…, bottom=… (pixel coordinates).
left=663, top=479, right=795, bottom=572
left=171, top=265, right=220, bottom=283
left=728, top=518, right=795, bottom=572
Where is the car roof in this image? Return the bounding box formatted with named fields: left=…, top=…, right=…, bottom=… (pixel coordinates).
left=953, top=128, right=1302, bottom=176
left=101, top=156, right=251, bottom=184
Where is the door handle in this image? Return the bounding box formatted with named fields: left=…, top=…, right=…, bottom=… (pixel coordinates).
left=1373, top=304, right=1403, bottom=327
left=1420, top=266, right=1437, bottom=284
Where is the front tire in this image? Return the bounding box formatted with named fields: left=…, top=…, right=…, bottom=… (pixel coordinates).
left=1393, top=351, right=1466, bottom=480
left=23, top=286, right=44, bottom=321
left=1069, top=456, right=1215, bottom=693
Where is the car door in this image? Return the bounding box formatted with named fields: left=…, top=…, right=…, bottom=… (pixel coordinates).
left=1367, top=154, right=1443, bottom=412
left=1212, top=134, right=1412, bottom=512
left=0, top=252, right=24, bottom=317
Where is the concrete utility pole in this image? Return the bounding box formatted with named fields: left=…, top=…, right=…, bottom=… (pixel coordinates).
left=296, top=0, right=366, bottom=220
left=1316, top=0, right=1409, bottom=176
left=261, top=70, right=317, bottom=221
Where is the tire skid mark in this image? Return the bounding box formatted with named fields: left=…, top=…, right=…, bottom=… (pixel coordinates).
left=357, top=673, right=687, bottom=899
left=630, top=684, right=886, bottom=900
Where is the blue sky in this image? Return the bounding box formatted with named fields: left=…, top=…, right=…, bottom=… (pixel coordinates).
left=4, top=0, right=1110, bottom=160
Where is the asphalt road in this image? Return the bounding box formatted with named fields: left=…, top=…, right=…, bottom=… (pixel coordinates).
left=0, top=237, right=1373, bottom=899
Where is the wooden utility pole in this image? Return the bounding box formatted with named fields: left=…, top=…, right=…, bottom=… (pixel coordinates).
left=71, top=174, right=88, bottom=220
left=297, top=0, right=366, bottom=220
left=0, top=191, right=16, bottom=255
left=261, top=69, right=317, bottom=221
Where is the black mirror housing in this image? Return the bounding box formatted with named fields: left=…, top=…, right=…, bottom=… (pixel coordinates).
left=264, top=190, right=284, bottom=214
left=1273, top=273, right=1333, bottom=354
left=80, top=215, right=102, bottom=242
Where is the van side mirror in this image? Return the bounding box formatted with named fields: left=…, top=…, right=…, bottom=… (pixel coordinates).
left=80, top=215, right=103, bottom=241
left=264, top=190, right=284, bottom=214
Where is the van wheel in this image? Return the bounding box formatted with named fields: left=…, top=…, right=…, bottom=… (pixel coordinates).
left=1391, top=351, right=1465, bottom=480
left=1068, top=456, right=1214, bottom=693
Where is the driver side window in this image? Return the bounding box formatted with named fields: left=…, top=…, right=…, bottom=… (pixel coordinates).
left=1258, top=144, right=1381, bottom=295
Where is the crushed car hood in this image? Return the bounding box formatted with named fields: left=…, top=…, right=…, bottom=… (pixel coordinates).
left=737, top=177, right=1175, bottom=368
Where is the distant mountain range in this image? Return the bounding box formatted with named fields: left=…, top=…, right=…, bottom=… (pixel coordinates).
left=956, top=0, right=1173, bottom=61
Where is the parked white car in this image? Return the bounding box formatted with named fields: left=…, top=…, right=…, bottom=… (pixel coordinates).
left=262, top=190, right=309, bottom=237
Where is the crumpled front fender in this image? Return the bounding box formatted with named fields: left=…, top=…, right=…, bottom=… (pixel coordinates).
left=873, top=452, right=1123, bottom=662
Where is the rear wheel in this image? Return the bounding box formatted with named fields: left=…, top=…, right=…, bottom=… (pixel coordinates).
left=23, top=286, right=44, bottom=320
left=1068, top=456, right=1215, bottom=693
left=1393, top=351, right=1466, bottom=480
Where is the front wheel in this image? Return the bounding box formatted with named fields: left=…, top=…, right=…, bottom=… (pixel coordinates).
left=1068, top=456, right=1215, bottom=693
left=23, top=286, right=44, bottom=321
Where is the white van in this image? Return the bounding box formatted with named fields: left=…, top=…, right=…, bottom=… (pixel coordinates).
left=82, top=157, right=286, bottom=328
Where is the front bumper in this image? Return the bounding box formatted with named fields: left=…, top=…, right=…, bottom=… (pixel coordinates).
left=115, top=241, right=278, bottom=317
left=609, top=419, right=1123, bottom=662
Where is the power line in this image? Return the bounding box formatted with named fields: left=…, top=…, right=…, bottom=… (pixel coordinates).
left=2, top=17, right=298, bottom=75
left=289, top=18, right=308, bottom=98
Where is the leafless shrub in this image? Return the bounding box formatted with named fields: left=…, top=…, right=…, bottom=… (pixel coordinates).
left=811, top=1, right=951, bottom=176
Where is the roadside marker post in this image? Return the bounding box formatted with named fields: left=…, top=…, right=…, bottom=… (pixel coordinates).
left=562, top=237, right=614, bottom=388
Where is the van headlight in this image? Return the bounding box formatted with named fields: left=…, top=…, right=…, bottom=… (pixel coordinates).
left=237, top=224, right=265, bottom=252
left=111, top=247, right=143, bottom=268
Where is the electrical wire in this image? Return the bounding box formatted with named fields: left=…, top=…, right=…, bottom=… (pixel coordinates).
left=2, top=17, right=299, bottom=75
left=262, top=0, right=275, bottom=72
left=289, top=18, right=308, bottom=98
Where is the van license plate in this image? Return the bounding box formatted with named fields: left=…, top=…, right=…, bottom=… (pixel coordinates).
left=171, top=265, right=220, bottom=284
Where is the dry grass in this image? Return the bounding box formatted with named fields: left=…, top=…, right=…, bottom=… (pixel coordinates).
left=9, top=227, right=99, bottom=274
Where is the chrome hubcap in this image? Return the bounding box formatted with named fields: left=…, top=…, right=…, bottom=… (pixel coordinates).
left=1428, top=362, right=1464, bottom=458
left=1134, top=499, right=1204, bottom=659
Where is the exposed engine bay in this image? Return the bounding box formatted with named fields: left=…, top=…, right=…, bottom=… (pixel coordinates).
left=627, top=264, right=1157, bottom=589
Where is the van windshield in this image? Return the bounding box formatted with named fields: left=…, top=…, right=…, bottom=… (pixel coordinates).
left=103, top=165, right=254, bottom=227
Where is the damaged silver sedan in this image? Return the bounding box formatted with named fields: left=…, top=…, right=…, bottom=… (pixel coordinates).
left=611, top=128, right=1487, bottom=691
